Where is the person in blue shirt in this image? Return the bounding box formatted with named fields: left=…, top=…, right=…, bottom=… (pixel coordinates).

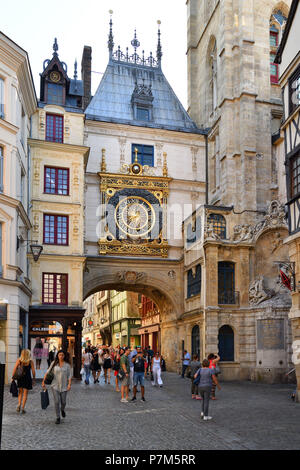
left=181, top=350, right=191, bottom=378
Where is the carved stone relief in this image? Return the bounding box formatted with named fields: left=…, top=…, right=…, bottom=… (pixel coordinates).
left=115, top=271, right=147, bottom=284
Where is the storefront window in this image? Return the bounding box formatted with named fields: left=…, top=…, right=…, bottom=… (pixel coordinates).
left=29, top=321, right=63, bottom=378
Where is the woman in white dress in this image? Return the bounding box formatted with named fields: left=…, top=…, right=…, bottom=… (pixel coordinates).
left=151, top=352, right=163, bottom=388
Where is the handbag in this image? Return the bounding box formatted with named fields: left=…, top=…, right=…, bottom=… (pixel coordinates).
left=10, top=380, right=18, bottom=397
left=12, top=363, right=25, bottom=381
left=44, top=361, right=55, bottom=385
left=41, top=389, right=50, bottom=410
left=193, top=369, right=201, bottom=386
left=117, top=369, right=126, bottom=380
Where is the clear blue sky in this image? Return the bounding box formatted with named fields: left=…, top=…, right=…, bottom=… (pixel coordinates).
left=2, top=0, right=188, bottom=108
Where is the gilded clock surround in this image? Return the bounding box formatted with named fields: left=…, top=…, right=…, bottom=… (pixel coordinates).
left=98, top=149, right=172, bottom=257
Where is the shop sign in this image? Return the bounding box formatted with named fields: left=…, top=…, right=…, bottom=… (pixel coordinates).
left=115, top=333, right=121, bottom=339
left=29, top=321, right=63, bottom=335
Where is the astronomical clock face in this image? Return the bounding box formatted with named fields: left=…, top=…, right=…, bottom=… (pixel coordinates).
left=115, top=196, right=155, bottom=238
left=98, top=169, right=169, bottom=257
left=50, top=71, right=61, bottom=83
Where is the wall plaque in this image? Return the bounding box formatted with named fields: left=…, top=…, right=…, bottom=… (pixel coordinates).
left=257, top=319, right=285, bottom=350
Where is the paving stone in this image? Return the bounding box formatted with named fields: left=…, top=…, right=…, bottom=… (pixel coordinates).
left=1, top=372, right=300, bottom=450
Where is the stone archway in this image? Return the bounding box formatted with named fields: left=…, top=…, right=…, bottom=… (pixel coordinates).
left=83, top=256, right=184, bottom=370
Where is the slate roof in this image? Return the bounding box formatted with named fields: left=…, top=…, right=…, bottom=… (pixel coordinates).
left=85, top=59, right=204, bottom=134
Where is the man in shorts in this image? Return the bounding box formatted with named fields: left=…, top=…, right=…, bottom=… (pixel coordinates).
left=131, top=347, right=146, bottom=402
left=120, top=347, right=130, bottom=403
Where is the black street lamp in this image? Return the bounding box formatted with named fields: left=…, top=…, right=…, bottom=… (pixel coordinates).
left=18, top=238, right=43, bottom=262
left=30, top=243, right=43, bottom=262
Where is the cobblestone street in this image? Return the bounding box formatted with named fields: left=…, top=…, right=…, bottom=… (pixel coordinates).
left=1, top=372, right=300, bottom=450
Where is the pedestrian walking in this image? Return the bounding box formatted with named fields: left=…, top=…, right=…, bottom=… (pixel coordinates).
left=33, top=337, right=43, bottom=370
left=194, top=359, right=221, bottom=421
left=82, top=348, right=93, bottom=385
left=151, top=351, right=163, bottom=388
left=190, top=354, right=201, bottom=400
left=120, top=347, right=130, bottom=403
left=128, top=347, right=137, bottom=390
left=113, top=349, right=122, bottom=392
left=103, top=349, right=112, bottom=384
left=207, top=353, right=221, bottom=400
left=131, top=347, right=146, bottom=402
left=11, top=349, right=36, bottom=414
left=181, top=350, right=191, bottom=378
left=146, top=345, right=154, bottom=376
left=91, top=348, right=101, bottom=384
left=42, top=349, right=72, bottom=424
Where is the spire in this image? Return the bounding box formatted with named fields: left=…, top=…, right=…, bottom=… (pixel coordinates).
left=53, top=37, right=58, bottom=57
left=157, top=20, right=162, bottom=67
left=108, top=10, right=114, bottom=59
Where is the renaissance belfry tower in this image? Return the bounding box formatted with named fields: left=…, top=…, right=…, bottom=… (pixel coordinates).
left=83, top=13, right=206, bottom=365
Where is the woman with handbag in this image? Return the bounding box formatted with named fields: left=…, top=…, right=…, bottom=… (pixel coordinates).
left=42, top=349, right=71, bottom=424
left=91, top=347, right=101, bottom=384
left=103, top=350, right=112, bottom=384
left=11, top=349, right=36, bottom=414
left=194, top=359, right=221, bottom=421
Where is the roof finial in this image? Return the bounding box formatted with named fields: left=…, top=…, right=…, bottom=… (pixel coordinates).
left=157, top=20, right=162, bottom=67
left=108, top=10, right=114, bottom=59
left=53, top=37, right=58, bottom=56
left=134, top=147, right=139, bottom=163
left=131, top=29, right=140, bottom=61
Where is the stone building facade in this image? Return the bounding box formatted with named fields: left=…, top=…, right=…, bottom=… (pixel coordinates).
left=28, top=41, right=90, bottom=378
left=0, top=32, right=36, bottom=380
left=82, top=290, right=111, bottom=346
left=275, top=0, right=300, bottom=399
left=181, top=0, right=295, bottom=381
left=82, top=17, right=206, bottom=370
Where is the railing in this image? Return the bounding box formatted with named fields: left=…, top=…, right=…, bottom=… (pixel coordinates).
left=218, top=290, right=240, bottom=305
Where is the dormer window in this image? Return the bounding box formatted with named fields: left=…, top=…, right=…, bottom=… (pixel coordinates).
left=137, top=107, right=150, bottom=121
left=47, top=83, right=64, bottom=105
left=131, top=81, right=154, bottom=122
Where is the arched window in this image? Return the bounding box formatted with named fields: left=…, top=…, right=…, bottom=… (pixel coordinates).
left=218, top=325, right=234, bottom=362
left=191, top=325, right=200, bottom=359
left=208, top=213, right=226, bottom=239
left=270, top=7, right=288, bottom=83
left=218, top=261, right=235, bottom=304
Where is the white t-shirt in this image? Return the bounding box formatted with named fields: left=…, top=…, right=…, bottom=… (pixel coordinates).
left=83, top=352, right=92, bottom=365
